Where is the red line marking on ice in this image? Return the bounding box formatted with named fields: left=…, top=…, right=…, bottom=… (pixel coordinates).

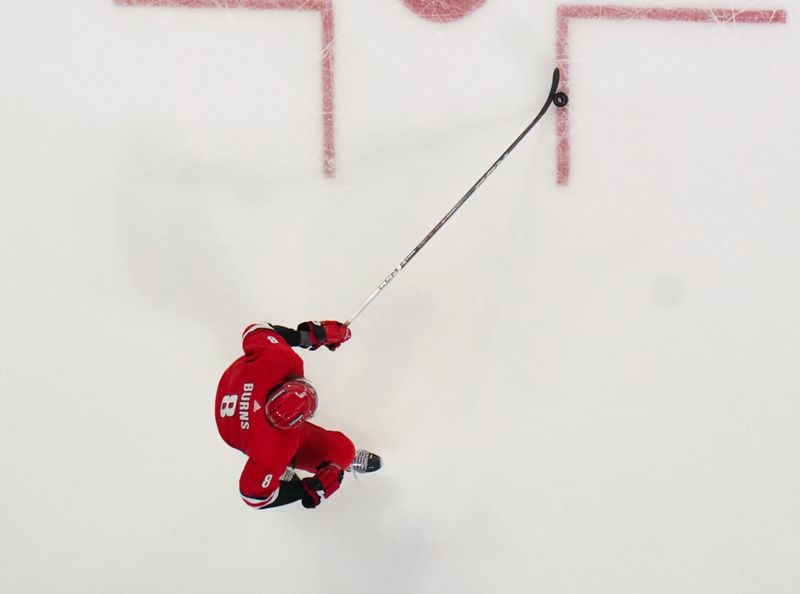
left=116, top=0, right=337, bottom=178
left=554, top=5, right=787, bottom=185
left=401, top=0, right=487, bottom=23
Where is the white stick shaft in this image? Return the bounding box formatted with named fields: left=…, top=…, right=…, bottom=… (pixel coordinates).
left=346, top=266, right=401, bottom=325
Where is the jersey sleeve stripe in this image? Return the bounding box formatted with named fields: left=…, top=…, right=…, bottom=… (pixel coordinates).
left=241, top=489, right=280, bottom=509
left=242, top=323, right=276, bottom=339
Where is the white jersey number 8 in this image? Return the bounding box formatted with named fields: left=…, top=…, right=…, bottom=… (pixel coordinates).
left=220, top=394, right=238, bottom=418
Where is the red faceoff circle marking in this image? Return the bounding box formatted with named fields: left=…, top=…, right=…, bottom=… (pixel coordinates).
left=402, top=0, right=487, bottom=22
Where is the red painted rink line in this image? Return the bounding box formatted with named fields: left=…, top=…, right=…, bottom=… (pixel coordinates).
left=116, top=0, right=336, bottom=178
left=555, top=5, right=787, bottom=185
left=117, top=2, right=788, bottom=184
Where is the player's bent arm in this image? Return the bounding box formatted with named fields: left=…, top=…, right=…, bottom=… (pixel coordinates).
left=243, top=321, right=351, bottom=351
left=239, top=459, right=345, bottom=510
left=242, top=323, right=301, bottom=347
left=239, top=459, right=303, bottom=510
left=242, top=323, right=307, bottom=349
left=241, top=477, right=306, bottom=510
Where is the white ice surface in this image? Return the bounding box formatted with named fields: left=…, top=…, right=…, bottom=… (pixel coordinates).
left=1, top=1, right=799, bottom=593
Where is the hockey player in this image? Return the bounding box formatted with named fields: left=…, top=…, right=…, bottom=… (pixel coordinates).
left=215, top=320, right=381, bottom=510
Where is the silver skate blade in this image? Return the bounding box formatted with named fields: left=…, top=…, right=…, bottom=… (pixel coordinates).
left=347, top=449, right=382, bottom=473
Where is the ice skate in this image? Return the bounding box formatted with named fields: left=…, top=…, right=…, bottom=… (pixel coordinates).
left=348, top=449, right=382, bottom=473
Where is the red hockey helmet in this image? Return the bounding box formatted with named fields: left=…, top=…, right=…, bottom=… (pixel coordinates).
left=265, top=378, right=318, bottom=430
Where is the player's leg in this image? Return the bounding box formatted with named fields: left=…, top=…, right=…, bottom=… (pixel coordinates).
left=293, top=422, right=356, bottom=473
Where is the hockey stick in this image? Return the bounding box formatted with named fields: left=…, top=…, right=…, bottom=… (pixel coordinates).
left=346, top=68, right=567, bottom=325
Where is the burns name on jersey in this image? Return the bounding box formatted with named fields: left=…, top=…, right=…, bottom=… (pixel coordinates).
left=239, top=382, right=253, bottom=429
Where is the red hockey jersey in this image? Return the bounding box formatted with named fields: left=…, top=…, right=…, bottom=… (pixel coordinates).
left=215, top=324, right=305, bottom=508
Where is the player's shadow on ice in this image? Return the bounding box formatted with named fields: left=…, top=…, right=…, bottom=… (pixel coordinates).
left=112, top=125, right=304, bottom=343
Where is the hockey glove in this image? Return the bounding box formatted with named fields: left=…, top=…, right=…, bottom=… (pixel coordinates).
left=300, top=478, right=323, bottom=509
left=297, top=321, right=352, bottom=351
left=300, top=462, right=345, bottom=509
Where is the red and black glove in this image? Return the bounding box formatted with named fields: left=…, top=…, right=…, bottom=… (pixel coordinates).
left=297, top=321, right=352, bottom=351
left=300, top=462, right=345, bottom=509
